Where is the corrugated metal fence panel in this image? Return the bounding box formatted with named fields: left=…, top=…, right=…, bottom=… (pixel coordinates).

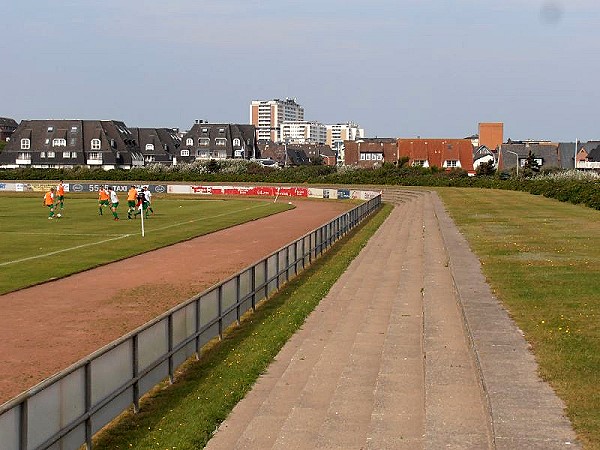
left=27, top=368, right=85, bottom=449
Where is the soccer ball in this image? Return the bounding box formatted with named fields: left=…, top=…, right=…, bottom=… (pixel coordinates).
left=56, top=213, right=62, bottom=218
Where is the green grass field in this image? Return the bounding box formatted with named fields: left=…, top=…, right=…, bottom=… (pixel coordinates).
left=436, top=187, right=600, bottom=449
left=0, top=194, right=292, bottom=295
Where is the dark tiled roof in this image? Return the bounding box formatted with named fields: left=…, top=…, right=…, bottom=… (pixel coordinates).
left=178, top=123, right=257, bottom=163
left=130, top=128, right=180, bottom=164
left=499, top=143, right=560, bottom=168
left=0, top=117, right=18, bottom=128
left=0, top=119, right=143, bottom=168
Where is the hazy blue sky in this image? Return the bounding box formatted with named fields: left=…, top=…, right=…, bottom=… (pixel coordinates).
left=2, top=0, right=598, bottom=141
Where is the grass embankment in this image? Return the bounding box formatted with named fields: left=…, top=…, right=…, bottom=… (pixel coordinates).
left=0, top=194, right=291, bottom=294
left=437, top=188, right=600, bottom=449
left=92, top=203, right=392, bottom=449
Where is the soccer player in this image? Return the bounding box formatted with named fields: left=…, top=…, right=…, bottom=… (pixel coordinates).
left=43, top=187, right=55, bottom=219
left=108, top=187, right=120, bottom=221
left=143, top=187, right=154, bottom=217
left=56, top=180, right=66, bottom=212
left=98, top=186, right=110, bottom=215
left=127, top=185, right=138, bottom=219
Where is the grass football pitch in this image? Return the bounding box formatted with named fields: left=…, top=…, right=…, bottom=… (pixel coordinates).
left=0, top=194, right=292, bottom=295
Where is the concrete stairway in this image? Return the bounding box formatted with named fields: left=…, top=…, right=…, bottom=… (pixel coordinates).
left=205, top=190, right=580, bottom=450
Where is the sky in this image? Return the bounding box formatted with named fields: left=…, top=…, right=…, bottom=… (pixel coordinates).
left=2, top=0, right=599, bottom=142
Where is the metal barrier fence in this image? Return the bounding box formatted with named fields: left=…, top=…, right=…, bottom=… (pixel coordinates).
left=0, top=194, right=381, bottom=450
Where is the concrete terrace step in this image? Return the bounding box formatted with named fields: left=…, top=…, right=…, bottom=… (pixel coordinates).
left=205, top=190, right=581, bottom=450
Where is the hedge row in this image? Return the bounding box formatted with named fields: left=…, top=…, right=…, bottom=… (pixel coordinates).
left=1, top=163, right=599, bottom=210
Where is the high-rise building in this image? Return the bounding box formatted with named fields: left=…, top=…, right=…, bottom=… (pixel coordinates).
left=326, top=122, right=364, bottom=147
left=280, top=121, right=327, bottom=144
left=250, top=98, right=304, bottom=142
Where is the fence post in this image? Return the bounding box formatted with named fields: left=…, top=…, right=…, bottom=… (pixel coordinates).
left=168, top=315, right=174, bottom=384
left=218, top=285, right=224, bottom=340
left=85, top=362, right=92, bottom=449
left=236, top=274, right=241, bottom=325
left=133, top=335, right=140, bottom=413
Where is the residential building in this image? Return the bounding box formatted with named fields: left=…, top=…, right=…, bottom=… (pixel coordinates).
left=473, top=145, right=495, bottom=170
left=250, top=98, right=304, bottom=142
left=497, top=141, right=561, bottom=172
left=178, top=122, right=257, bottom=163
left=397, top=138, right=475, bottom=173
left=0, top=117, right=18, bottom=142
left=0, top=119, right=144, bottom=170
left=479, top=122, right=503, bottom=150
left=280, top=121, right=327, bottom=144
left=343, top=138, right=397, bottom=167
left=325, top=122, right=364, bottom=147
left=130, top=128, right=181, bottom=165
left=575, top=141, right=600, bottom=170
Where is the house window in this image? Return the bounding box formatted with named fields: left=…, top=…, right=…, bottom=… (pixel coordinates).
left=45, top=138, right=50, bottom=145
left=360, top=153, right=365, bottom=161
left=234, top=149, right=244, bottom=157
left=198, top=150, right=209, bottom=158
left=70, top=138, right=76, bottom=146
left=91, top=139, right=101, bottom=150
left=445, top=160, right=459, bottom=168
left=145, top=156, right=155, bottom=163
left=71, top=152, right=77, bottom=158
left=17, top=152, right=31, bottom=160
left=218, top=128, right=225, bottom=133
left=218, top=151, right=226, bottom=158
left=21, top=138, right=30, bottom=149
left=215, top=138, right=226, bottom=146
left=40, top=152, right=46, bottom=158
left=71, top=126, right=78, bottom=133
left=233, top=138, right=241, bottom=147
left=365, top=153, right=372, bottom=160
left=145, top=144, right=154, bottom=151
left=186, top=138, right=193, bottom=146
left=47, top=151, right=55, bottom=158
left=53, top=138, right=67, bottom=147
left=47, top=126, right=54, bottom=132
left=412, top=160, right=426, bottom=167
left=180, top=149, right=190, bottom=157
left=63, top=151, right=71, bottom=158
left=88, top=152, right=102, bottom=160
left=201, top=127, right=208, bottom=133
left=198, top=137, right=210, bottom=146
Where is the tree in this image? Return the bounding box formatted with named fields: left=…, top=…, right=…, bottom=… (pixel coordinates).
left=522, top=150, right=541, bottom=177
left=476, top=160, right=496, bottom=176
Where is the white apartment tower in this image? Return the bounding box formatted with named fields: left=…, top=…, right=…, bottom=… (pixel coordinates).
left=250, top=98, right=304, bottom=142
left=280, top=121, right=327, bottom=144
left=325, top=122, right=364, bottom=147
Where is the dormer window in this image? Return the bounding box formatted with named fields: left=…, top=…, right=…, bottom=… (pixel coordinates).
left=91, top=139, right=101, bottom=150
left=71, top=126, right=78, bottom=133
left=52, top=138, right=66, bottom=147
left=145, top=144, right=154, bottom=151
left=215, top=138, right=226, bottom=146
left=201, top=128, right=208, bottom=133
left=186, top=138, right=193, bottom=146
left=218, top=128, right=225, bottom=133
left=21, top=138, right=30, bottom=150
left=233, top=138, right=241, bottom=147
left=47, top=126, right=54, bottom=132
left=198, top=138, right=210, bottom=146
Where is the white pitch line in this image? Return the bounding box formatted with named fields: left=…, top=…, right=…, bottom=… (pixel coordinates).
left=0, top=234, right=131, bottom=267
